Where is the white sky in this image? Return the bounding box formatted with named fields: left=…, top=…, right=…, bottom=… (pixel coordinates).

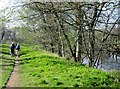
left=0, top=0, right=11, bottom=10
left=0, top=0, right=118, bottom=11
left=0, top=0, right=118, bottom=29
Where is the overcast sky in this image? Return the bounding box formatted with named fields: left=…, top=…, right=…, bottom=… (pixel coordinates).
left=0, top=0, right=11, bottom=10
left=0, top=0, right=118, bottom=29
left=0, top=0, right=22, bottom=10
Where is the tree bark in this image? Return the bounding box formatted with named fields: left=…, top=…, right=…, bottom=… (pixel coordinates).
left=58, top=26, right=65, bottom=57
left=89, top=5, right=98, bottom=67
left=55, top=13, right=77, bottom=62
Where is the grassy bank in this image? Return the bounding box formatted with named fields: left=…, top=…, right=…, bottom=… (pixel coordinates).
left=0, top=44, right=14, bottom=87
left=19, top=46, right=120, bottom=87
left=0, top=44, right=120, bottom=87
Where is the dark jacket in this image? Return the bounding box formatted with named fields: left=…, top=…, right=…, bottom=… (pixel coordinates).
left=10, top=44, right=15, bottom=50
left=16, top=44, right=20, bottom=51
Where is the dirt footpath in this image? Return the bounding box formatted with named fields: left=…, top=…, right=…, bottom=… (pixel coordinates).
left=6, top=56, right=20, bottom=87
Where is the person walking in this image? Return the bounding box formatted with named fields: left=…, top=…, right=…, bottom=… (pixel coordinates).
left=10, top=42, right=15, bottom=56
left=16, top=43, right=20, bottom=57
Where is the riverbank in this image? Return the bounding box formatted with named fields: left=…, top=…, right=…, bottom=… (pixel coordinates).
left=1, top=44, right=120, bottom=87
left=19, top=45, right=120, bottom=87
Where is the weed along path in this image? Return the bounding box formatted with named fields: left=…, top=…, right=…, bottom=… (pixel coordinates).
left=6, top=56, right=20, bottom=87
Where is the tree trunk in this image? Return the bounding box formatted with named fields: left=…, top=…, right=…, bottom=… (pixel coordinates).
left=0, top=28, right=5, bottom=43
left=58, top=26, right=65, bottom=57
left=89, top=5, right=98, bottom=67
left=76, top=4, right=83, bottom=63
left=50, top=42, right=54, bottom=53
left=76, top=27, right=83, bottom=62
left=55, top=13, right=77, bottom=62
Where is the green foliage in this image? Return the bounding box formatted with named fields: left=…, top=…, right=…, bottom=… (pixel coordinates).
left=1, top=44, right=119, bottom=87
left=19, top=45, right=120, bottom=87
left=0, top=44, right=14, bottom=87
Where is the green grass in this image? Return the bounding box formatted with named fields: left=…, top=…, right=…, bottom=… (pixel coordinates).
left=0, top=44, right=120, bottom=87
left=0, top=44, right=14, bottom=88
left=19, top=46, right=120, bottom=87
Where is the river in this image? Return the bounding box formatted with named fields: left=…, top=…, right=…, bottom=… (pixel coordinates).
left=83, top=56, right=120, bottom=72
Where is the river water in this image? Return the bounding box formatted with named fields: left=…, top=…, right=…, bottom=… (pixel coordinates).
left=83, top=56, right=120, bottom=72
